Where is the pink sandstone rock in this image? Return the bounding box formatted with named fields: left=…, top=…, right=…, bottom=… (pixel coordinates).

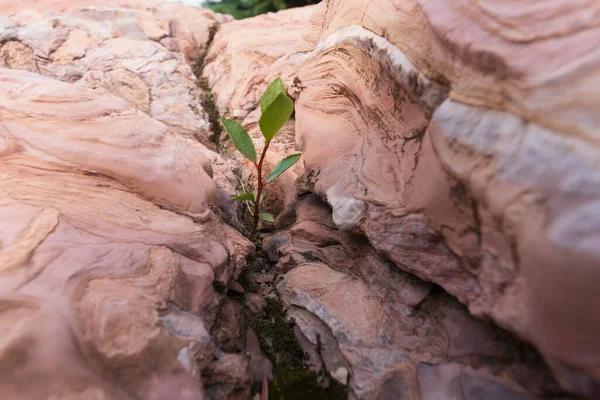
left=0, top=0, right=229, bottom=64
left=281, top=1, right=599, bottom=395
left=0, top=67, right=253, bottom=398
left=268, top=195, right=568, bottom=399
left=203, top=1, right=600, bottom=397
left=1, top=0, right=598, bottom=398
left=203, top=6, right=316, bottom=118
left=0, top=0, right=246, bottom=229
left=0, top=2, right=219, bottom=140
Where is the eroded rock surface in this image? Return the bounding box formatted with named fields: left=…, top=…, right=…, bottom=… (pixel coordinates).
left=290, top=2, right=600, bottom=395
left=0, top=0, right=228, bottom=140
left=204, top=1, right=600, bottom=398
left=268, top=195, right=569, bottom=399
left=0, top=0, right=248, bottom=233
left=0, top=60, right=252, bottom=400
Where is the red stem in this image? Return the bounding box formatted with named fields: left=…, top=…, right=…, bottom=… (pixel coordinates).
left=252, top=140, right=271, bottom=234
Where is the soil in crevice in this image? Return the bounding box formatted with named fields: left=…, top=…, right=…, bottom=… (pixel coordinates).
left=240, top=245, right=347, bottom=400
left=192, top=24, right=223, bottom=146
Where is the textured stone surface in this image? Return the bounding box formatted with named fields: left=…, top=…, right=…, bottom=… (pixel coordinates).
left=1, top=0, right=598, bottom=398
left=203, top=1, right=599, bottom=397
left=0, top=2, right=221, bottom=140
left=0, top=0, right=230, bottom=62
left=0, top=67, right=253, bottom=398
left=418, top=363, right=530, bottom=400
left=0, top=0, right=247, bottom=228
left=202, top=353, right=251, bottom=400
left=203, top=6, right=315, bottom=118
left=270, top=196, right=569, bottom=399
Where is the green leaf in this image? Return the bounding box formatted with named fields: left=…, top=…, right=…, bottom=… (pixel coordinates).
left=259, top=213, right=275, bottom=223
left=248, top=190, right=265, bottom=207
left=231, top=191, right=256, bottom=201
left=258, top=92, right=294, bottom=141
left=261, top=78, right=286, bottom=113
left=222, top=118, right=257, bottom=163
left=266, top=153, right=302, bottom=183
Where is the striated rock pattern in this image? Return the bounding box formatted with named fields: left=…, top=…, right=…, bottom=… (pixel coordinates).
left=204, top=1, right=600, bottom=398
left=5, top=0, right=251, bottom=231
left=203, top=5, right=315, bottom=119
left=0, top=0, right=229, bottom=141
left=0, top=15, right=255, bottom=400
left=290, top=1, right=600, bottom=396
left=267, top=195, right=569, bottom=399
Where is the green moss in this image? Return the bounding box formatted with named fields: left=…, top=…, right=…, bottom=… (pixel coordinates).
left=191, top=23, right=222, bottom=146
left=192, top=62, right=222, bottom=145
left=251, top=298, right=304, bottom=370
left=251, top=298, right=347, bottom=400
left=271, top=369, right=347, bottom=400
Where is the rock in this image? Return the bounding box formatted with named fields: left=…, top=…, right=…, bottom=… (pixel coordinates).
left=93, top=67, right=151, bottom=113
left=212, top=298, right=247, bottom=353
left=246, top=327, right=274, bottom=388
left=203, top=6, right=316, bottom=117
left=0, top=0, right=228, bottom=63
left=135, top=9, right=169, bottom=41
left=203, top=0, right=600, bottom=395
left=331, top=367, right=348, bottom=386
left=0, top=0, right=245, bottom=225
left=278, top=262, right=567, bottom=399
left=0, top=0, right=163, bottom=14
left=255, top=273, right=274, bottom=284
left=1, top=69, right=215, bottom=218
left=202, top=354, right=252, bottom=400
left=0, top=0, right=597, bottom=398
left=291, top=2, right=600, bottom=394
left=0, top=66, right=253, bottom=398
left=264, top=195, right=434, bottom=307
left=249, top=183, right=567, bottom=399
left=292, top=325, right=323, bottom=373
left=228, top=280, right=246, bottom=294
left=0, top=41, right=38, bottom=72
left=418, top=364, right=530, bottom=400
left=244, top=293, right=266, bottom=317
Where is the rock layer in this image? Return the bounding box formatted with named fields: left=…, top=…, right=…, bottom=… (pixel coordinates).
left=0, top=1, right=228, bottom=140
left=2, top=0, right=250, bottom=229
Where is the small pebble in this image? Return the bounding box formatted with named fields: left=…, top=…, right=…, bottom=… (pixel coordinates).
left=255, top=273, right=275, bottom=284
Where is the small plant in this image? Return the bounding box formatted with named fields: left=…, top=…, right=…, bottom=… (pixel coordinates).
left=222, top=78, right=301, bottom=233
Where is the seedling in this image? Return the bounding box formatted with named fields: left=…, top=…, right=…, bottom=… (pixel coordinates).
left=222, top=78, right=301, bottom=233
